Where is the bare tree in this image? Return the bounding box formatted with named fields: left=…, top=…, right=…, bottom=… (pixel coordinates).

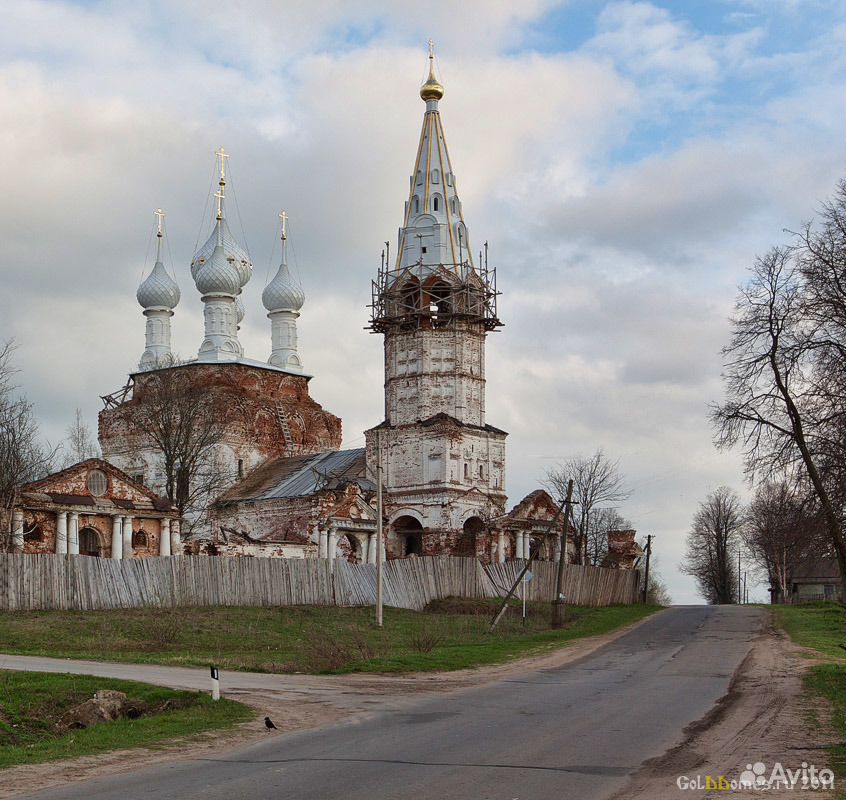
left=0, top=341, right=54, bottom=550
left=586, top=508, right=632, bottom=567
left=712, top=181, right=846, bottom=600
left=122, top=367, right=232, bottom=532
left=545, top=449, right=630, bottom=564
left=60, top=408, right=99, bottom=467
left=743, top=481, right=828, bottom=603
left=681, top=487, right=744, bottom=604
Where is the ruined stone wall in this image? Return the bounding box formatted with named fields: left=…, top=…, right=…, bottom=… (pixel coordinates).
left=209, top=483, right=374, bottom=560
left=99, top=362, right=342, bottom=506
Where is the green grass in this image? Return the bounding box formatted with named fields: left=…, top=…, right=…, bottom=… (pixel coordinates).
left=772, top=602, right=845, bottom=660
left=772, top=603, right=845, bottom=794
left=0, top=670, right=252, bottom=769
left=0, top=600, right=659, bottom=675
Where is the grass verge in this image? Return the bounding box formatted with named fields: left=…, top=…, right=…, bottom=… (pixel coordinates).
left=771, top=602, right=845, bottom=794
left=0, top=670, right=252, bottom=769
left=0, top=600, right=659, bottom=674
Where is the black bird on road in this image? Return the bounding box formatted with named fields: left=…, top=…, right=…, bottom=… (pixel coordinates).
left=264, top=716, right=278, bottom=730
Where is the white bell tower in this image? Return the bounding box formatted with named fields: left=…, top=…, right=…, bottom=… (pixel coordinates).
left=365, top=45, right=507, bottom=560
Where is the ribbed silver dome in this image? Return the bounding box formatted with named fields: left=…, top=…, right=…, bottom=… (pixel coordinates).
left=263, top=261, right=305, bottom=312
left=191, top=219, right=252, bottom=288
left=137, top=261, right=180, bottom=310
left=194, top=245, right=242, bottom=296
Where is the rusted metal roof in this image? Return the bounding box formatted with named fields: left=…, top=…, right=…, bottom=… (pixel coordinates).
left=218, top=449, right=372, bottom=504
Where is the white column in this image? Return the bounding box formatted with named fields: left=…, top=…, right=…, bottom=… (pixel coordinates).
left=170, top=519, right=181, bottom=555
left=67, top=512, right=79, bottom=555
left=56, top=511, right=68, bottom=554
left=367, top=533, right=377, bottom=564
left=160, top=518, right=171, bottom=557
left=327, top=529, right=337, bottom=561
left=110, top=515, right=123, bottom=560
left=12, top=510, right=24, bottom=553
left=515, top=531, right=524, bottom=560
left=524, top=534, right=532, bottom=560
left=122, top=515, right=133, bottom=558
left=497, top=530, right=505, bottom=564
left=318, top=530, right=328, bottom=559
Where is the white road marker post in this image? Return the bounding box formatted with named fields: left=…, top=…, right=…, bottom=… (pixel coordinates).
left=210, top=665, right=220, bottom=701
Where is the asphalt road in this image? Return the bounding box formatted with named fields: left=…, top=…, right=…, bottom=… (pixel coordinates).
left=16, top=605, right=763, bottom=800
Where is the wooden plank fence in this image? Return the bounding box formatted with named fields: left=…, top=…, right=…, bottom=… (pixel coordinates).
left=484, top=560, right=640, bottom=606
left=0, top=553, right=638, bottom=612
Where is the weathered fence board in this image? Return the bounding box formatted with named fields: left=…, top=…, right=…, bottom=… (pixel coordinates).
left=483, top=560, right=640, bottom=606
left=0, top=554, right=638, bottom=612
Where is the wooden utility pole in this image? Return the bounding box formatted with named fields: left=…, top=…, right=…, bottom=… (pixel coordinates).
left=737, top=548, right=742, bottom=605
left=641, top=534, right=653, bottom=604
left=376, top=431, right=384, bottom=628
left=552, top=479, right=575, bottom=628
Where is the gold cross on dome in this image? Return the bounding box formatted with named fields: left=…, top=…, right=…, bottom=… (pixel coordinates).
left=215, top=146, right=230, bottom=181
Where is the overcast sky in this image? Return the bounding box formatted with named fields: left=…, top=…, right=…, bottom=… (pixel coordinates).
left=1, top=0, right=842, bottom=602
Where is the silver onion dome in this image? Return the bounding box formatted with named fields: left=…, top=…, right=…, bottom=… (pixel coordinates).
left=191, top=218, right=252, bottom=289
left=194, top=245, right=242, bottom=296
left=263, top=260, right=305, bottom=312
left=137, top=261, right=181, bottom=310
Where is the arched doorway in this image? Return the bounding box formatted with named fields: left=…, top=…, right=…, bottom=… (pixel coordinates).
left=529, top=535, right=543, bottom=560
left=79, top=527, right=102, bottom=557
left=456, top=516, right=484, bottom=557
left=336, top=533, right=361, bottom=564
left=393, top=515, right=423, bottom=557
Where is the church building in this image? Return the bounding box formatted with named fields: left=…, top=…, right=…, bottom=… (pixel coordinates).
left=4, top=47, right=571, bottom=565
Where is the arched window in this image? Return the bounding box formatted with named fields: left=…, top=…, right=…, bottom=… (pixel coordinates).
left=428, top=281, right=452, bottom=318
left=413, top=195, right=420, bottom=214
left=86, top=470, right=108, bottom=497
left=431, top=169, right=440, bottom=183
left=433, top=196, right=440, bottom=212
left=479, top=464, right=484, bottom=478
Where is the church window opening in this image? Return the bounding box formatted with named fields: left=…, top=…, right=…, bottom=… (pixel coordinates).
left=238, top=459, right=244, bottom=479
left=131, top=473, right=145, bottom=486
left=433, top=196, right=439, bottom=212
left=432, top=169, right=440, bottom=183
left=132, top=529, right=148, bottom=549
left=413, top=195, right=420, bottom=214
left=464, top=463, right=469, bottom=479
left=79, top=527, right=101, bottom=557
left=23, top=524, right=44, bottom=543
left=86, top=469, right=108, bottom=497
left=479, top=464, right=484, bottom=478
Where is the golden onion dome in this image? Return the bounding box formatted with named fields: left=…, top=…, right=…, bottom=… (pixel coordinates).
left=420, top=48, right=444, bottom=101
